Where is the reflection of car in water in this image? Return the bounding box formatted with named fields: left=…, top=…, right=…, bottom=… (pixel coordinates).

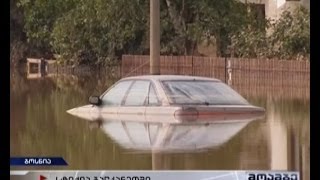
left=67, top=75, right=265, bottom=123
left=89, top=116, right=262, bottom=153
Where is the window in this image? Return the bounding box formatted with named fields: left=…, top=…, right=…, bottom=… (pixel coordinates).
left=101, top=81, right=133, bottom=106
left=124, top=80, right=150, bottom=106
left=148, top=84, right=160, bottom=106
left=161, top=80, right=249, bottom=105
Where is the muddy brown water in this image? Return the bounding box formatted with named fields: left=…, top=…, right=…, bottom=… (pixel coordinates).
left=10, top=69, right=309, bottom=180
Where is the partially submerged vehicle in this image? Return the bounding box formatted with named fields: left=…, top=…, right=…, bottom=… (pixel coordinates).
left=67, top=75, right=265, bottom=123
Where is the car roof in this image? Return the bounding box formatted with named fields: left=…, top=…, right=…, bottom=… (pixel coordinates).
left=121, top=75, right=221, bottom=82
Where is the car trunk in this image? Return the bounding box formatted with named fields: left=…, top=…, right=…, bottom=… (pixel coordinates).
left=174, top=105, right=265, bottom=122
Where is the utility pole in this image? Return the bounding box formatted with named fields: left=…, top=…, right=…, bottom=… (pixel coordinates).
left=150, top=0, right=160, bottom=75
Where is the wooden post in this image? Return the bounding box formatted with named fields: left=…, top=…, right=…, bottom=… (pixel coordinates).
left=38, top=59, right=41, bottom=76
left=227, top=59, right=232, bottom=85
left=40, top=58, right=46, bottom=77
left=224, top=56, right=227, bottom=83
left=27, top=60, right=30, bottom=74
left=150, top=0, right=160, bottom=75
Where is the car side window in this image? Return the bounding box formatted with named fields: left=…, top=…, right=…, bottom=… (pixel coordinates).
left=101, top=81, right=133, bottom=106
left=148, top=84, right=160, bottom=106
left=124, top=80, right=150, bottom=106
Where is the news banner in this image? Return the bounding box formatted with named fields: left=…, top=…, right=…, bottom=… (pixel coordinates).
left=10, top=157, right=300, bottom=180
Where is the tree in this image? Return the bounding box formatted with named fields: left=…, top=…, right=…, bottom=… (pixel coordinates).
left=18, top=0, right=77, bottom=57
left=270, top=6, right=310, bottom=60
left=231, top=5, right=310, bottom=60
left=10, top=0, right=28, bottom=66
left=19, top=0, right=273, bottom=66
left=161, top=0, right=249, bottom=56
left=50, top=0, right=148, bottom=66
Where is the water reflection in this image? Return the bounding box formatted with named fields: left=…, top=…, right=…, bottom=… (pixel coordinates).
left=89, top=117, right=260, bottom=153
left=10, top=69, right=309, bottom=179
left=266, top=101, right=310, bottom=180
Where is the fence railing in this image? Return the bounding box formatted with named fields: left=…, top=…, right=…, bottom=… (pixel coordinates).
left=121, top=55, right=310, bottom=100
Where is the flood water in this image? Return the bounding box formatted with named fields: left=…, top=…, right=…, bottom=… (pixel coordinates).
left=10, top=69, right=310, bottom=179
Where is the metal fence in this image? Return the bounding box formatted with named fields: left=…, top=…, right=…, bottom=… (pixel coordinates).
left=121, top=55, right=310, bottom=100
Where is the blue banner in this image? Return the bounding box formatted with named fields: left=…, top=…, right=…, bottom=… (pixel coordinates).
left=10, top=157, right=68, bottom=166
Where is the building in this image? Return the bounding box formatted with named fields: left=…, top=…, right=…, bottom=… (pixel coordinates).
left=239, top=0, right=310, bottom=21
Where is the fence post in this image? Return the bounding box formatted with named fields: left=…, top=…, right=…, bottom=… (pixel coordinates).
left=192, top=56, right=194, bottom=76
left=224, top=56, right=227, bottom=83
left=224, top=47, right=231, bottom=83
left=26, top=59, right=30, bottom=74
left=227, top=59, right=232, bottom=85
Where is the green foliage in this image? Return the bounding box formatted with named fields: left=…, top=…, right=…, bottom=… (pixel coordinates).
left=230, top=22, right=271, bottom=58
left=17, top=0, right=309, bottom=66
left=160, top=0, right=248, bottom=56
left=270, top=6, right=310, bottom=59
left=194, top=0, right=249, bottom=56
left=17, top=0, right=73, bottom=55
left=232, top=6, right=310, bottom=60
left=19, top=0, right=251, bottom=65
left=10, top=0, right=28, bottom=65
left=47, top=0, right=147, bottom=65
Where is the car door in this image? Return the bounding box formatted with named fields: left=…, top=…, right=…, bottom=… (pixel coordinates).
left=99, top=80, right=133, bottom=120
left=145, top=83, right=179, bottom=123
left=144, top=83, right=163, bottom=122
left=117, top=80, right=151, bottom=121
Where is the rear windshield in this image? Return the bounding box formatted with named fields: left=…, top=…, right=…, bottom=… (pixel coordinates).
left=161, top=80, right=249, bottom=105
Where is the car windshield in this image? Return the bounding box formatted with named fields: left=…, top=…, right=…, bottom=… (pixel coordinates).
left=161, top=80, right=249, bottom=105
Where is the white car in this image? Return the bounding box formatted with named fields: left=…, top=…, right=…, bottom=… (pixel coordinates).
left=67, top=75, right=265, bottom=123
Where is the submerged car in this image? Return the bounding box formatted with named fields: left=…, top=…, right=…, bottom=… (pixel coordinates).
left=67, top=75, right=265, bottom=123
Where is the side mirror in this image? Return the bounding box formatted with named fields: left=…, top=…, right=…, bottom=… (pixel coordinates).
left=89, top=95, right=102, bottom=106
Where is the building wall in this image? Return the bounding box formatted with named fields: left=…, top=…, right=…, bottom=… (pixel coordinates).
left=300, top=0, right=310, bottom=9
left=239, top=0, right=309, bottom=20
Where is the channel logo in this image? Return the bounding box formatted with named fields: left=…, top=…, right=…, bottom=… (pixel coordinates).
left=39, top=175, right=47, bottom=180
